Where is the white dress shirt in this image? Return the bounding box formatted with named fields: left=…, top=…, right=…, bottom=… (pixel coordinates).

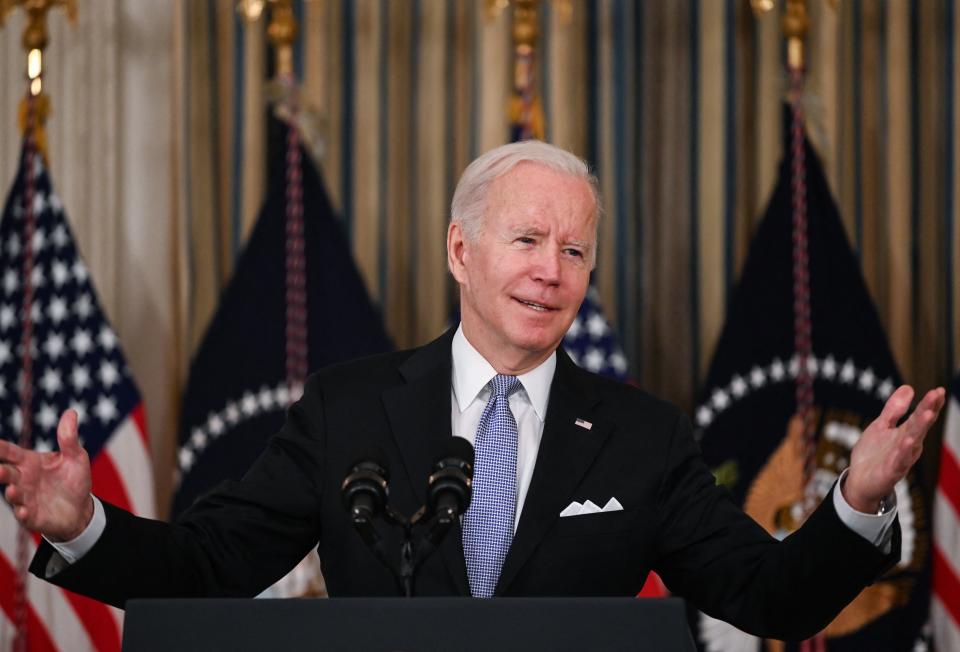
left=450, top=325, right=555, bottom=531
left=48, top=325, right=897, bottom=567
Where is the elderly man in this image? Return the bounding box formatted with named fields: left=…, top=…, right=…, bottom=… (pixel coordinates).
left=0, top=141, right=945, bottom=640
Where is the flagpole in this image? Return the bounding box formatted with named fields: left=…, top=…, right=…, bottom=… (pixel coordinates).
left=753, top=2, right=825, bottom=644
left=751, top=0, right=820, bottom=509
left=235, top=0, right=325, bottom=598
left=781, top=4, right=830, bottom=652
left=509, top=0, right=544, bottom=141
left=267, top=4, right=310, bottom=409
left=780, top=0, right=817, bottom=513
left=236, top=0, right=297, bottom=79
left=237, top=0, right=308, bottom=406
left=0, top=3, right=75, bottom=650
left=486, top=0, right=575, bottom=141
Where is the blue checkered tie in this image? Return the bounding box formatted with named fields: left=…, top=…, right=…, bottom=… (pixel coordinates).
left=462, top=374, right=521, bottom=598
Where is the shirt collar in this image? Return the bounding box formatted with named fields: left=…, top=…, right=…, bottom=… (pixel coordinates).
left=451, top=324, right=556, bottom=421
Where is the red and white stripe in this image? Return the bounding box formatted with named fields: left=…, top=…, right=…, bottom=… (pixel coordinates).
left=934, top=389, right=960, bottom=651
left=91, top=406, right=156, bottom=520
left=0, top=403, right=153, bottom=651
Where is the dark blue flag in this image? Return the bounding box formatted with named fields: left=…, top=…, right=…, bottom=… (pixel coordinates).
left=172, top=119, right=392, bottom=518
left=692, top=109, right=930, bottom=651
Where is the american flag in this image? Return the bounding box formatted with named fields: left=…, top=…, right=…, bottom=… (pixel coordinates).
left=562, top=285, right=629, bottom=382
left=0, top=137, right=155, bottom=651
left=933, top=374, right=960, bottom=651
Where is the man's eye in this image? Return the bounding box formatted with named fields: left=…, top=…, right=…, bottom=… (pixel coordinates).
left=517, top=237, right=535, bottom=245
left=565, top=248, right=584, bottom=258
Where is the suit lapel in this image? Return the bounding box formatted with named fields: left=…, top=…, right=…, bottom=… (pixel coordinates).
left=381, top=328, right=471, bottom=595
left=496, top=350, right=612, bottom=594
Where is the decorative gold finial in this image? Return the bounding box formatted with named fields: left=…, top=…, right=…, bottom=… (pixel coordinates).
left=753, top=0, right=842, bottom=71
left=1, top=0, right=77, bottom=153
left=1, top=0, right=77, bottom=95
left=237, top=0, right=326, bottom=166
left=750, top=0, right=776, bottom=16
left=512, top=0, right=538, bottom=52
left=485, top=0, right=510, bottom=20
left=237, top=0, right=298, bottom=79
left=486, top=0, right=573, bottom=25
left=782, top=0, right=809, bottom=71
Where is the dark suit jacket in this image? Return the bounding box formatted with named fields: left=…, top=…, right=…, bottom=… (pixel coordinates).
left=32, top=329, right=898, bottom=640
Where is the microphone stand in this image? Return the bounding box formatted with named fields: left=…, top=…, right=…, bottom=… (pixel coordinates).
left=378, top=505, right=459, bottom=597
left=378, top=507, right=456, bottom=598
left=381, top=506, right=416, bottom=597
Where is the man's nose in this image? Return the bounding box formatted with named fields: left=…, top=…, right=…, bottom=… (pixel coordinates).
left=531, top=249, right=561, bottom=284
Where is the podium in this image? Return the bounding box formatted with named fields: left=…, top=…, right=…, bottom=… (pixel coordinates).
left=122, top=597, right=696, bottom=651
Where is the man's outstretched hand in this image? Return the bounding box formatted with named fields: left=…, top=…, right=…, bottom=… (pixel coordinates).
left=844, top=385, right=946, bottom=513
left=0, top=409, right=93, bottom=541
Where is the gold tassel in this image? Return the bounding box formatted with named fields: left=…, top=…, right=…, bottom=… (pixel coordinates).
left=17, top=93, right=51, bottom=162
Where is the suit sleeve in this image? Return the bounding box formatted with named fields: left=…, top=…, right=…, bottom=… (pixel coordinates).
left=29, top=376, right=329, bottom=609
left=653, top=412, right=900, bottom=641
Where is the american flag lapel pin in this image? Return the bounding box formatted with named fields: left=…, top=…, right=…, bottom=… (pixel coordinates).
left=574, top=418, right=593, bottom=430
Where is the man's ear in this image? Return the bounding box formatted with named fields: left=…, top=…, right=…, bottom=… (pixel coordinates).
left=447, top=221, right=469, bottom=284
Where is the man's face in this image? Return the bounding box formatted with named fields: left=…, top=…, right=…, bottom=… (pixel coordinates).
left=448, top=162, right=596, bottom=372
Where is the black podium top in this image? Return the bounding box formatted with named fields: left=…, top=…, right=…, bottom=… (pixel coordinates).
left=122, top=597, right=695, bottom=652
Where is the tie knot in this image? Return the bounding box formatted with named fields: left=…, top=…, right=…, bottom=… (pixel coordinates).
left=489, top=374, right=521, bottom=398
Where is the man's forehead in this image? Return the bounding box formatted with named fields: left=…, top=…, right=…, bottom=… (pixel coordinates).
left=480, top=163, right=598, bottom=244
left=489, top=166, right=594, bottom=210
left=494, top=160, right=585, bottom=187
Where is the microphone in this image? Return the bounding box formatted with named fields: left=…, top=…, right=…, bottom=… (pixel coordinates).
left=426, top=437, right=474, bottom=525
left=404, top=438, right=475, bottom=593
left=341, top=455, right=389, bottom=531
left=341, top=453, right=405, bottom=590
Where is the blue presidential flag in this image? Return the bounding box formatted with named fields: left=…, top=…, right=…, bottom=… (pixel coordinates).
left=172, top=117, right=392, bottom=519
left=692, top=109, right=930, bottom=651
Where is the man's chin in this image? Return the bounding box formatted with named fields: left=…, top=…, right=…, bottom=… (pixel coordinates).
left=509, top=330, right=564, bottom=358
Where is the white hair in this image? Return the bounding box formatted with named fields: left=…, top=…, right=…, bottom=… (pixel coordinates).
left=450, top=140, right=602, bottom=244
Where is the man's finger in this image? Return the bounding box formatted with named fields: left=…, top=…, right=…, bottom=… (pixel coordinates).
left=898, top=414, right=930, bottom=451
left=902, top=389, right=946, bottom=440
left=877, top=385, right=915, bottom=428
left=920, top=387, right=947, bottom=414
left=0, top=438, right=25, bottom=464
left=0, top=462, right=20, bottom=486
left=4, top=482, right=22, bottom=505
left=56, top=409, right=82, bottom=457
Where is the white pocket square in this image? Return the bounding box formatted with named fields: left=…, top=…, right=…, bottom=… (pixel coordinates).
left=559, top=497, right=623, bottom=517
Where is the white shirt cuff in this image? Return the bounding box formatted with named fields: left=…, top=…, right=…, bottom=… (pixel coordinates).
left=44, top=495, right=106, bottom=565
left=833, top=469, right=897, bottom=551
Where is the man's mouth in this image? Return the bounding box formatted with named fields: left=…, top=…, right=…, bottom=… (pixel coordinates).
left=516, top=298, right=554, bottom=312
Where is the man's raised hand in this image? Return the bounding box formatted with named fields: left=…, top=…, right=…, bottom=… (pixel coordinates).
left=844, top=385, right=946, bottom=513
left=0, top=409, right=94, bottom=541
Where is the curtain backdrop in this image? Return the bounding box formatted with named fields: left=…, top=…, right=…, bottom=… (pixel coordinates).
left=1, top=0, right=957, bottom=509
